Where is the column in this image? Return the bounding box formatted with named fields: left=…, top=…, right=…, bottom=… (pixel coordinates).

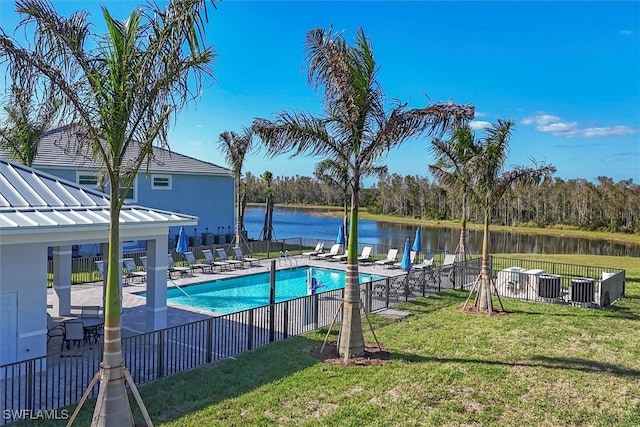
left=145, top=236, right=169, bottom=331
left=51, top=245, right=72, bottom=316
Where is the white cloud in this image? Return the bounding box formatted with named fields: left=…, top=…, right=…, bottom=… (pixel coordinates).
left=521, top=113, right=638, bottom=138
left=619, top=30, right=635, bottom=36
left=474, top=111, right=488, bottom=117
left=470, top=120, right=491, bottom=130
left=190, top=140, right=203, bottom=146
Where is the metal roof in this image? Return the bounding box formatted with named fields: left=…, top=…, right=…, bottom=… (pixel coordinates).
left=0, top=157, right=197, bottom=233
left=0, top=125, right=232, bottom=176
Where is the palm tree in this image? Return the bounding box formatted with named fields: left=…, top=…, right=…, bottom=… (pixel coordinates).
left=314, top=158, right=356, bottom=247
left=429, top=125, right=479, bottom=262
left=0, top=1, right=215, bottom=425
left=253, top=26, right=474, bottom=357
left=260, top=170, right=275, bottom=240
left=0, top=79, right=60, bottom=166
left=467, top=120, right=555, bottom=314
left=218, top=129, right=254, bottom=248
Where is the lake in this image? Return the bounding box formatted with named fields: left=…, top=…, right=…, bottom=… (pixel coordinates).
left=244, top=206, right=640, bottom=257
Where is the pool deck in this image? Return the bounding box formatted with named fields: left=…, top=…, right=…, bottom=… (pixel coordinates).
left=46, top=254, right=407, bottom=346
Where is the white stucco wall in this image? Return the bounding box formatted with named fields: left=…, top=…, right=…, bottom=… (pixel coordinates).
left=0, top=243, right=48, bottom=362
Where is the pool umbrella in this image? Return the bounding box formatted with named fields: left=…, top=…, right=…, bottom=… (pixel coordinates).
left=176, top=226, right=189, bottom=254
left=412, top=227, right=422, bottom=253
left=400, top=238, right=412, bottom=271
left=336, top=222, right=345, bottom=245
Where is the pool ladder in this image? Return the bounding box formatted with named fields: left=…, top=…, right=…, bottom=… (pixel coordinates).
left=279, top=250, right=298, bottom=269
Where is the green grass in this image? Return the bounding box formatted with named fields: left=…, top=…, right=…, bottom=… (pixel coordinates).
left=31, top=254, right=640, bottom=426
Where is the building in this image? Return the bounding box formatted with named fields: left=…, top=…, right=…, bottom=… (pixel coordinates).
left=0, top=157, right=198, bottom=364
left=0, top=125, right=235, bottom=253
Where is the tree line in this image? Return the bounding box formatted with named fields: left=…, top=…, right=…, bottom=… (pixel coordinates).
left=245, top=171, right=639, bottom=234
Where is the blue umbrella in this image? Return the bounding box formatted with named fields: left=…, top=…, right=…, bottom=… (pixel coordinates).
left=412, top=227, right=422, bottom=253
left=336, top=222, right=345, bottom=245
left=176, top=226, right=189, bottom=254
left=400, top=238, right=412, bottom=271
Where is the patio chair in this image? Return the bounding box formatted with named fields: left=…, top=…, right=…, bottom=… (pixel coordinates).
left=440, top=254, right=457, bottom=284
left=168, top=253, right=192, bottom=279
left=302, top=241, right=325, bottom=258
left=61, top=320, right=85, bottom=351
left=357, top=246, right=373, bottom=263
left=216, top=248, right=244, bottom=269
left=123, top=258, right=147, bottom=284
left=413, top=252, right=435, bottom=270
left=95, top=260, right=105, bottom=280
left=232, top=246, right=260, bottom=267
left=184, top=251, right=213, bottom=274
left=374, top=248, right=398, bottom=268
left=47, top=313, right=64, bottom=343
left=317, top=244, right=341, bottom=259
left=81, top=305, right=101, bottom=318
left=202, top=249, right=232, bottom=271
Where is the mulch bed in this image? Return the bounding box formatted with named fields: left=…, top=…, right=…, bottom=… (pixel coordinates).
left=309, top=342, right=392, bottom=366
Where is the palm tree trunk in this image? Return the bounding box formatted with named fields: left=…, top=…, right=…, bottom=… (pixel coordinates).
left=338, top=188, right=364, bottom=357
left=234, top=177, right=242, bottom=246
left=458, top=194, right=467, bottom=262
left=476, top=210, right=493, bottom=313
left=92, top=194, right=134, bottom=426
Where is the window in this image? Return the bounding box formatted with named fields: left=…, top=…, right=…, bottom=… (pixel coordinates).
left=77, top=173, right=98, bottom=186
left=76, top=171, right=137, bottom=202
left=152, top=174, right=172, bottom=190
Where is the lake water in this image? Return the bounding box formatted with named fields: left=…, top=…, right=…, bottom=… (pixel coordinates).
left=244, top=206, right=640, bottom=257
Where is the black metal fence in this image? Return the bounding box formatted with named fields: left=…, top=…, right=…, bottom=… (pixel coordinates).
left=451, top=256, right=625, bottom=308
left=2, top=268, right=453, bottom=425
left=16, top=254, right=626, bottom=425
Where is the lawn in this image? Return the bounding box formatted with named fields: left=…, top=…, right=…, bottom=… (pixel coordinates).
left=32, top=254, right=640, bottom=426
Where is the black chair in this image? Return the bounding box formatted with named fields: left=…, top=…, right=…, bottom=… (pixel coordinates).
left=61, top=320, right=85, bottom=351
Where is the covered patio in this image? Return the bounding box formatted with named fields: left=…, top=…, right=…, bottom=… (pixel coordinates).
left=0, top=158, right=197, bottom=364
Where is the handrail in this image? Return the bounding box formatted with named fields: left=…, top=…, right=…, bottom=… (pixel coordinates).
left=173, top=283, right=192, bottom=299
left=279, top=250, right=297, bottom=268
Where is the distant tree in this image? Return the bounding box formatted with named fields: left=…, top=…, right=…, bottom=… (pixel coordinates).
left=218, top=128, right=254, bottom=247
left=253, top=26, right=474, bottom=358
left=314, top=158, right=357, bottom=246
left=0, top=79, right=60, bottom=166
left=466, top=120, right=555, bottom=314
left=260, top=170, right=275, bottom=240
left=0, top=1, right=215, bottom=424
left=429, top=125, right=479, bottom=261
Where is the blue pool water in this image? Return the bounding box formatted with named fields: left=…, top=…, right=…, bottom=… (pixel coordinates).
left=161, top=267, right=383, bottom=315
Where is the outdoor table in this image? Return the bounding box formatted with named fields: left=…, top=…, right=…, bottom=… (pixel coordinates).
left=63, top=316, right=104, bottom=344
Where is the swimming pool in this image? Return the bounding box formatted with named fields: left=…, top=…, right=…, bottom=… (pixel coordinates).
left=159, top=267, right=384, bottom=315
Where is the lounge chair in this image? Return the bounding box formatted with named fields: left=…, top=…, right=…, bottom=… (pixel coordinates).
left=441, top=254, right=456, bottom=268
left=184, top=251, right=213, bottom=274
left=413, top=252, right=435, bottom=270
left=47, top=313, right=64, bottom=343
left=374, top=248, right=398, bottom=267
left=95, top=260, right=105, bottom=280
left=393, top=250, right=416, bottom=269
left=202, top=249, right=232, bottom=271
left=440, top=254, right=457, bottom=283
left=302, top=241, right=325, bottom=258
left=123, top=258, right=147, bottom=283
left=168, top=253, right=192, bottom=278
left=233, top=246, right=260, bottom=267
left=317, top=243, right=341, bottom=259
left=357, top=246, right=373, bottom=263
left=216, top=248, right=244, bottom=269
left=95, top=259, right=128, bottom=285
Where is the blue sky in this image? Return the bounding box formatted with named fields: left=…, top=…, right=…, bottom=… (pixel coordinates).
left=1, top=1, right=638, bottom=185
